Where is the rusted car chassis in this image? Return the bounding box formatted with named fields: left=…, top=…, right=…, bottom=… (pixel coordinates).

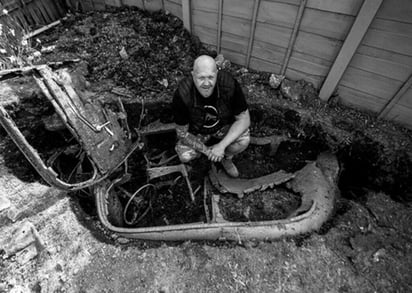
left=0, top=65, right=339, bottom=241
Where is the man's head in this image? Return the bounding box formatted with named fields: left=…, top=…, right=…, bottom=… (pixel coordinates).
left=192, top=55, right=217, bottom=98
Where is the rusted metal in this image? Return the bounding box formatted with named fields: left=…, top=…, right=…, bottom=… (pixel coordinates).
left=147, top=164, right=195, bottom=202
left=94, top=152, right=339, bottom=241
left=0, top=65, right=140, bottom=190
left=209, top=165, right=295, bottom=198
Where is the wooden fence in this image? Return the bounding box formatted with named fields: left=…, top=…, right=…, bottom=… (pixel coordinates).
left=0, top=0, right=67, bottom=29
left=87, top=0, right=412, bottom=130
left=2, top=0, right=412, bottom=130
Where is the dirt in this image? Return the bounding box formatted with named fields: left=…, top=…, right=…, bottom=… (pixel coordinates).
left=1, top=7, right=412, bottom=293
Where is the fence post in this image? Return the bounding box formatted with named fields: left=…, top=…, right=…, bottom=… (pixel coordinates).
left=378, top=74, right=412, bottom=119
left=246, top=0, right=260, bottom=68
left=319, top=0, right=383, bottom=101
left=217, top=0, right=223, bottom=53
left=280, top=0, right=306, bottom=76
left=182, top=0, right=192, bottom=33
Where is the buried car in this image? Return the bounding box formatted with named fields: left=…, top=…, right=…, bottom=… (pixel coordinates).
left=0, top=65, right=339, bottom=241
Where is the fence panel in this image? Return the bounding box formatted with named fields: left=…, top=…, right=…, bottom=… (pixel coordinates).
left=3, top=0, right=412, bottom=129
left=0, top=0, right=67, bottom=29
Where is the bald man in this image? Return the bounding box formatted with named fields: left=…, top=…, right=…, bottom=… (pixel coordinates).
left=172, top=55, right=250, bottom=177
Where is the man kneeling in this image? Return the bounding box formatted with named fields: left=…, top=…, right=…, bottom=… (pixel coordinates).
left=172, top=55, right=250, bottom=177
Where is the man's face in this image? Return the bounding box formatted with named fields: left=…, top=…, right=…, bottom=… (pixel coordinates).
left=192, top=66, right=217, bottom=98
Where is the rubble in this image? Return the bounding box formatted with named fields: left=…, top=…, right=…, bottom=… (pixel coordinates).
left=0, top=194, right=10, bottom=212
left=269, top=73, right=284, bottom=89
left=0, top=221, right=45, bottom=258
left=215, top=54, right=231, bottom=70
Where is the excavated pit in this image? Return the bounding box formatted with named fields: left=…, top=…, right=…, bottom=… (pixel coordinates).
left=2, top=84, right=411, bottom=232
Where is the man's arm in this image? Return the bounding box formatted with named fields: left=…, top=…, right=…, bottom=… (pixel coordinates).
left=175, top=124, right=210, bottom=156
left=219, top=109, right=250, bottom=149
left=208, top=109, right=250, bottom=161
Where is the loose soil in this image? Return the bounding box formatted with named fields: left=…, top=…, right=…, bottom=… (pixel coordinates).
left=0, top=7, right=412, bottom=293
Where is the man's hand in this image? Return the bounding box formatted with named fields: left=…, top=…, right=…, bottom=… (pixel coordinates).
left=208, top=143, right=225, bottom=162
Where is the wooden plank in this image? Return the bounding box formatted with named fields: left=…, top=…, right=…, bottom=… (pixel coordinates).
left=223, top=0, right=255, bottom=20
left=370, top=18, right=412, bottom=38
left=338, top=85, right=386, bottom=113
left=356, top=45, right=412, bottom=69
left=254, top=22, right=292, bottom=48
left=293, top=30, right=342, bottom=61
left=319, top=0, right=383, bottom=101
left=181, top=0, right=191, bottom=32
left=221, top=15, right=252, bottom=41
left=246, top=0, right=261, bottom=67
left=25, top=1, right=45, bottom=25
left=44, top=0, right=62, bottom=20
left=27, top=2, right=44, bottom=26
left=288, top=51, right=331, bottom=76
left=220, top=47, right=247, bottom=66
left=34, top=0, right=53, bottom=23
left=9, top=10, right=28, bottom=29
left=20, top=2, right=38, bottom=27
left=285, top=67, right=323, bottom=87
left=23, top=18, right=61, bottom=39
left=397, top=86, right=412, bottom=108
left=340, top=66, right=403, bottom=100
left=191, top=0, right=218, bottom=13
left=251, top=37, right=286, bottom=66
left=379, top=74, right=412, bottom=118
left=257, top=0, right=298, bottom=28
left=221, top=32, right=249, bottom=55
left=164, top=0, right=182, bottom=19
left=375, top=0, right=412, bottom=23
left=192, top=24, right=217, bottom=46
left=51, top=0, right=66, bottom=16
left=362, top=27, right=412, bottom=57
left=192, top=9, right=218, bottom=30
left=166, top=0, right=181, bottom=4
left=281, top=0, right=307, bottom=75
left=349, top=52, right=412, bottom=82
left=300, top=7, right=354, bottom=40
left=249, top=56, right=282, bottom=73
left=193, top=0, right=254, bottom=20
left=306, top=0, right=362, bottom=16
left=383, top=104, right=412, bottom=129
left=267, top=0, right=300, bottom=6
left=143, top=0, right=163, bottom=11
left=122, top=0, right=144, bottom=9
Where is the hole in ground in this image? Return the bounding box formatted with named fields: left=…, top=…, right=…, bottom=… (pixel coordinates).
left=2, top=96, right=412, bottom=232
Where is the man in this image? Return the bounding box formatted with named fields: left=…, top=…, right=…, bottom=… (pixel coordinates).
left=172, top=55, right=250, bottom=177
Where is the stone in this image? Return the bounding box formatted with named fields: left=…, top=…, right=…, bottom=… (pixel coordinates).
left=0, top=195, right=11, bottom=212
left=1, top=221, right=45, bottom=257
